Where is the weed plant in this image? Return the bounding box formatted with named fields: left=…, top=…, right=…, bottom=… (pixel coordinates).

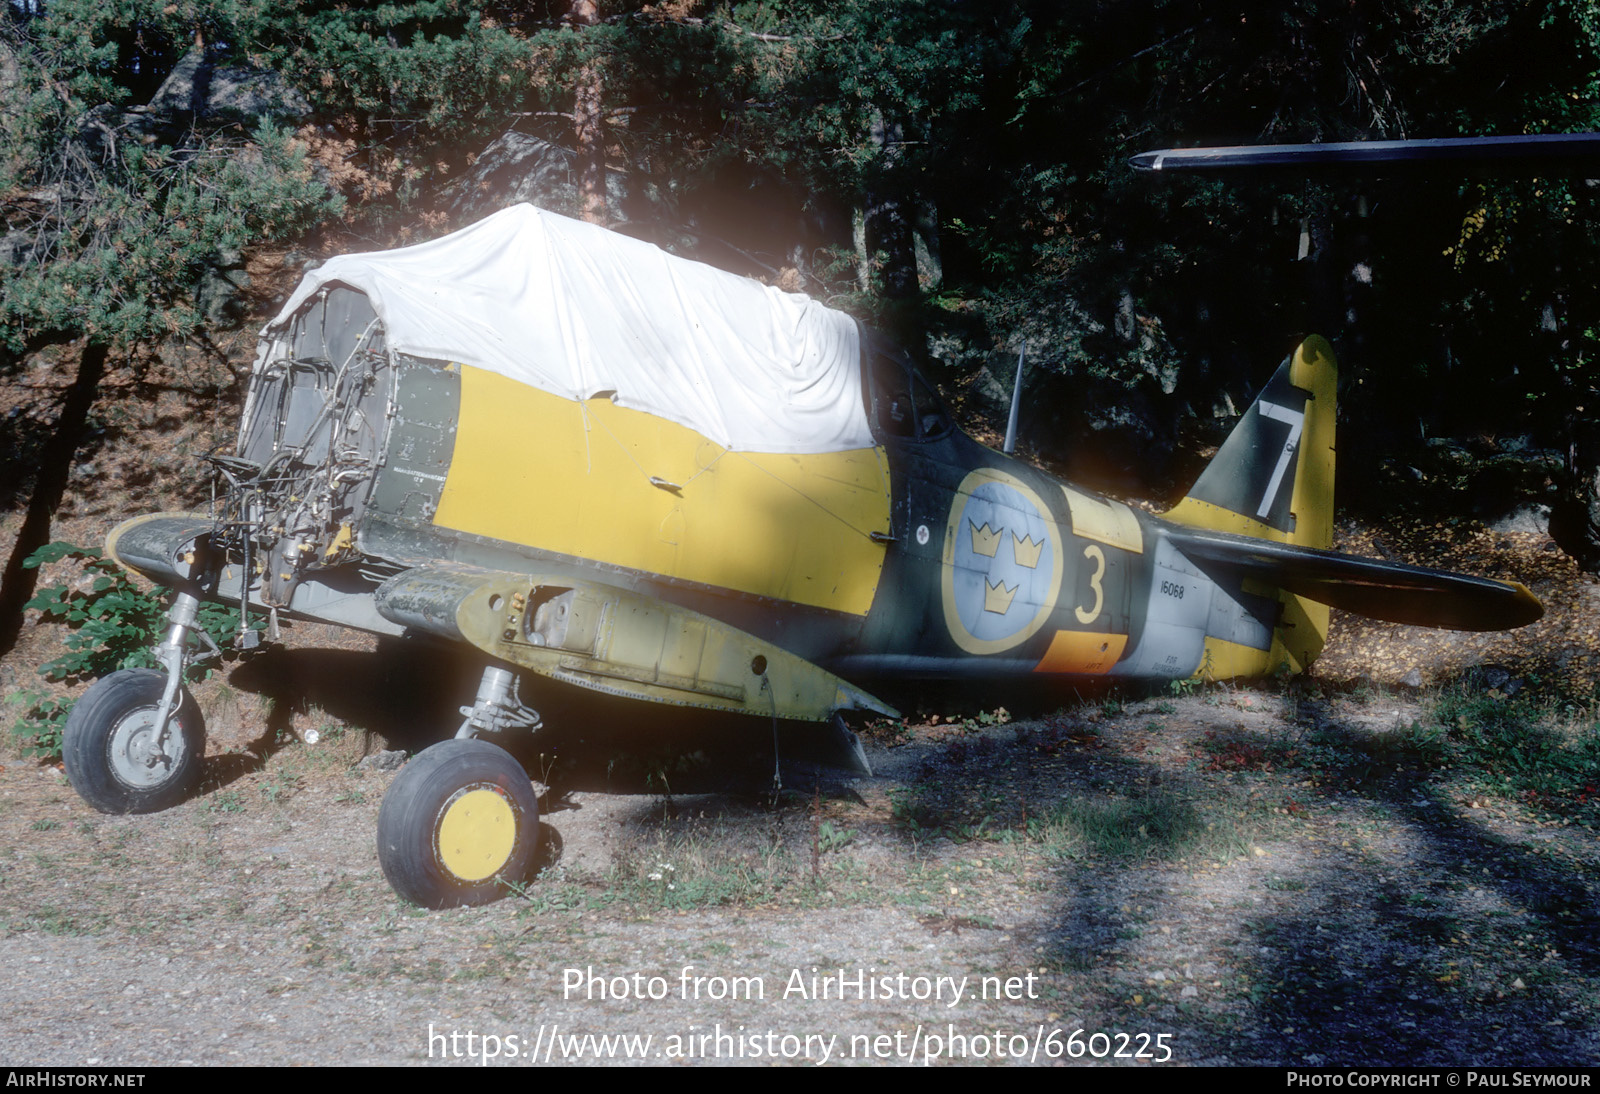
left=7, top=542, right=247, bottom=758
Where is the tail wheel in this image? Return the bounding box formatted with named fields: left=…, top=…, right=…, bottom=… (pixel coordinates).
left=63, top=668, right=206, bottom=814
left=377, top=738, right=538, bottom=908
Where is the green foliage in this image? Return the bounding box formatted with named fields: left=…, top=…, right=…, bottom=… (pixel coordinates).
left=1432, top=687, right=1600, bottom=819
left=931, top=705, right=1013, bottom=735
left=4, top=0, right=1598, bottom=509
left=1, top=6, right=345, bottom=354
left=25, top=543, right=166, bottom=679
left=1, top=115, right=343, bottom=352
left=271, top=2, right=536, bottom=208
left=19, top=0, right=281, bottom=104
left=6, top=691, right=73, bottom=760
left=8, top=542, right=245, bottom=759
left=815, top=820, right=856, bottom=854
left=206, top=789, right=245, bottom=814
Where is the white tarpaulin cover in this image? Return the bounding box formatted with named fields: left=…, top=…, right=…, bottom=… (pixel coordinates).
left=265, top=204, right=874, bottom=453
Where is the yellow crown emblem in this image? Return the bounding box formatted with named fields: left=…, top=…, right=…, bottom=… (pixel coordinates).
left=983, top=578, right=1017, bottom=615
left=1011, top=532, right=1044, bottom=569
left=969, top=520, right=1003, bottom=558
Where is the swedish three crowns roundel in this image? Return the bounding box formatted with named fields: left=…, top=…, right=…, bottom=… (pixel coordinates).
left=941, top=467, right=1064, bottom=655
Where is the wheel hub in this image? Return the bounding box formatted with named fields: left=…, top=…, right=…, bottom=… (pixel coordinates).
left=108, top=707, right=180, bottom=789
left=436, top=786, right=516, bottom=882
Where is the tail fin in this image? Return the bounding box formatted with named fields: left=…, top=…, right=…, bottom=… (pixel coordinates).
left=1164, top=335, right=1336, bottom=549
left=1164, top=336, right=1338, bottom=672
left=1155, top=336, right=1539, bottom=678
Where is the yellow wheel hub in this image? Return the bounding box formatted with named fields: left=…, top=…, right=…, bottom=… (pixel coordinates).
left=436, top=787, right=517, bottom=882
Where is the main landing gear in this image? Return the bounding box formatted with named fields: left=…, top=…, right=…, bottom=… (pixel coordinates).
left=376, top=664, right=544, bottom=908
left=63, top=592, right=547, bottom=908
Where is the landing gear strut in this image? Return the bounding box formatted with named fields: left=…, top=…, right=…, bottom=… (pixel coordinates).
left=376, top=663, right=543, bottom=908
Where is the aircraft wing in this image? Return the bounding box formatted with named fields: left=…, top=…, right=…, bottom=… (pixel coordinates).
left=374, top=565, right=898, bottom=723
left=1129, top=133, right=1600, bottom=179
left=1163, top=525, right=1544, bottom=631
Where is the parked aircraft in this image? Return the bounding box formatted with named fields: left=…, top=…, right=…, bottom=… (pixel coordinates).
left=65, top=203, right=1541, bottom=906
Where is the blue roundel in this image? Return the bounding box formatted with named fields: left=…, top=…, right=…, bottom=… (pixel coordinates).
left=944, top=472, right=1060, bottom=652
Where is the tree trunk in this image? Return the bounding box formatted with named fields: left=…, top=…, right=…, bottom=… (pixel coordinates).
left=852, top=207, right=870, bottom=294
left=912, top=199, right=942, bottom=290
left=863, top=113, right=917, bottom=303
left=570, top=0, right=606, bottom=225
left=862, top=112, right=920, bottom=348
left=0, top=341, right=110, bottom=657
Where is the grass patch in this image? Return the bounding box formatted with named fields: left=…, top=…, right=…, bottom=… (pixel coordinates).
left=892, top=776, right=1246, bottom=863
left=1287, top=679, right=1600, bottom=821
left=16, top=906, right=110, bottom=936
left=1197, top=729, right=1294, bottom=773
left=1430, top=687, right=1600, bottom=820
left=606, top=837, right=828, bottom=911
left=1018, top=792, right=1225, bottom=860
left=260, top=771, right=300, bottom=805
left=205, top=789, right=245, bottom=814
left=1284, top=709, right=1455, bottom=790
left=508, top=876, right=605, bottom=916
left=530, top=811, right=881, bottom=916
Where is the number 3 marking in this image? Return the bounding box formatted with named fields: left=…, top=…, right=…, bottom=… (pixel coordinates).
left=1075, top=544, right=1105, bottom=624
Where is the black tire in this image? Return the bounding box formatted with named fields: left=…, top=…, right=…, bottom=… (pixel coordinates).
left=62, top=668, right=206, bottom=814
left=377, top=738, right=539, bottom=909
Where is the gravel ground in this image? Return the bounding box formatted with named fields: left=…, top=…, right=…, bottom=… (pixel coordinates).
left=3, top=669, right=1600, bottom=1067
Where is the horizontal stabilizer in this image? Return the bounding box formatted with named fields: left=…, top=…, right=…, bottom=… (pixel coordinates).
left=1164, top=526, right=1543, bottom=632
